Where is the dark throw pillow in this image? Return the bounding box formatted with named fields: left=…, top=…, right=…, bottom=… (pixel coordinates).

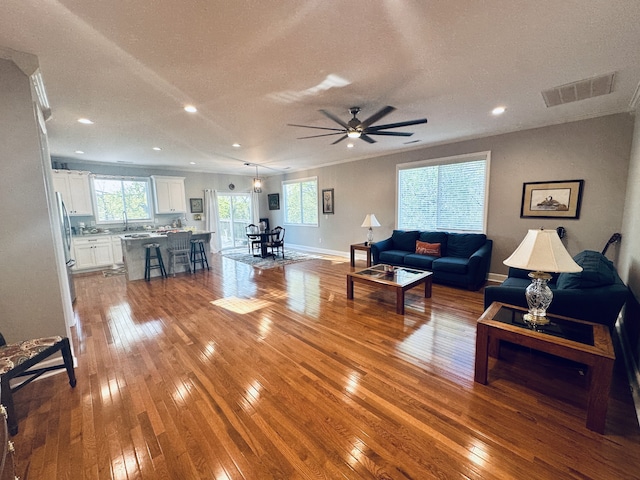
left=556, top=250, right=616, bottom=289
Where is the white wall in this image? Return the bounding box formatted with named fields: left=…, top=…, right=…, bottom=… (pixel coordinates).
left=0, top=58, right=67, bottom=342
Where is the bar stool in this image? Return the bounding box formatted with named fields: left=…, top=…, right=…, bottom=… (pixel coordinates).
left=190, top=238, right=210, bottom=271
left=144, top=243, right=167, bottom=281
left=166, top=231, right=192, bottom=277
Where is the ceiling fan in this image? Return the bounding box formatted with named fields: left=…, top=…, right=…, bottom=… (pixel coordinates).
left=288, top=106, right=427, bottom=144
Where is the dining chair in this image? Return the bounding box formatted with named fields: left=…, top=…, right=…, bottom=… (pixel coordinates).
left=246, top=224, right=261, bottom=255
left=266, top=226, right=285, bottom=259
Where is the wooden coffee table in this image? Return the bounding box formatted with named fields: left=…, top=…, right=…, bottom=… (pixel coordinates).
left=346, top=264, right=433, bottom=314
left=474, top=302, right=615, bottom=433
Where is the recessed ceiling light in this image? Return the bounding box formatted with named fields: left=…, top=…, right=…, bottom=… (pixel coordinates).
left=492, top=106, right=506, bottom=115
left=189, top=162, right=196, bottom=165
left=77, top=118, right=94, bottom=124
left=347, top=143, right=354, bottom=148
left=184, top=105, right=197, bottom=113
left=232, top=143, right=241, bottom=148
left=152, top=147, right=162, bottom=151
left=75, top=150, right=84, bottom=154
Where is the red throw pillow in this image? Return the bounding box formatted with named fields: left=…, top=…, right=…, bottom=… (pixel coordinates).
left=416, top=241, right=441, bottom=257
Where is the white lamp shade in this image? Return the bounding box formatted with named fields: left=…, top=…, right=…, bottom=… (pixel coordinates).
left=361, top=214, right=381, bottom=228
left=503, top=228, right=582, bottom=273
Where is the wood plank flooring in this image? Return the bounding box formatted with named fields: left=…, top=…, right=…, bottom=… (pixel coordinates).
left=10, top=253, right=640, bottom=479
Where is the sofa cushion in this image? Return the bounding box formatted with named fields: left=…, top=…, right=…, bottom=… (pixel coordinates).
left=432, top=257, right=469, bottom=274
left=379, top=250, right=411, bottom=265
left=404, top=253, right=436, bottom=270
left=446, top=233, right=487, bottom=258
left=415, top=241, right=441, bottom=257
left=557, top=250, right=616, bottom=289
left=391, top=230, right=420, bottom=252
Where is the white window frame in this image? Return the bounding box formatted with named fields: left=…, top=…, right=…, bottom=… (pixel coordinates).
left=91, top=175, right=153, bottom=225
left=396, top=151, right=491, bottom=233
left=282, top=176, right=318, bottom=227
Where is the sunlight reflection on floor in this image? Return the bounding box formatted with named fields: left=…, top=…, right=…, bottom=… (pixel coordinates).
left=210, top=296, right=272, bottom=313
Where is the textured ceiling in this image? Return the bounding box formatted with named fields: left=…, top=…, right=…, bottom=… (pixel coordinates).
left=1, top=0, right=640, bottom=176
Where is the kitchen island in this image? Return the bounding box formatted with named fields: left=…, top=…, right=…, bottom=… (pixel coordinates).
left=120, top=230, right=212, bottom=281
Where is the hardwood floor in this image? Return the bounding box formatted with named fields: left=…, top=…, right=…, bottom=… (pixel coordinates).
left=11, top=253, right=640, bottom=479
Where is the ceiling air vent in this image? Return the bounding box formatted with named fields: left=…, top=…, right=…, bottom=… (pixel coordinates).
left=541, top=72, right=615, bottom=107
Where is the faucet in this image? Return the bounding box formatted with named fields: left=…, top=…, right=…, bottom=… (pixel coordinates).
left=123, top=210, right=128, bottom=231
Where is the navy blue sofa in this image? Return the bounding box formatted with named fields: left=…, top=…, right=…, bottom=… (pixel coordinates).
left=484, top=250, right=628, bottom=329
left=371, top=230, right=493, bottom=290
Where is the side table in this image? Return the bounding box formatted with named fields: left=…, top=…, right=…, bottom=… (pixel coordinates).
left=350, top=243, right=372, bottom=267
left=474, top=302, right=615, bottom=433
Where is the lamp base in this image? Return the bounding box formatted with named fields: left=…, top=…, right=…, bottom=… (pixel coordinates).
left=523, top=313, right=551, bottom=326
left=525, top=271, right=553, bottom=326
left=366, top=228, right=374, bottom=244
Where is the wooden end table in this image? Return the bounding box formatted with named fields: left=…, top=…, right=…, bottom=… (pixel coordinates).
left=347, top=264, right=432, bottom=314
left=350, top=243, right=372, bottom=267
left=474, top=302, right=615, bottom=433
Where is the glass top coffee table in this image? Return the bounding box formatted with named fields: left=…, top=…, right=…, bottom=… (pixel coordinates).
left=346, top=264, right=433, bottom=314
left=474, top=302, right=615, bottom=433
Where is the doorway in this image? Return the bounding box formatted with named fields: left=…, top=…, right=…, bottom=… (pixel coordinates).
left=216, top=193, right=252, bottom=250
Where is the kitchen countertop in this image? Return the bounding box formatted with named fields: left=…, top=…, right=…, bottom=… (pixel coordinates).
left=119, top=230, right=211, bottom=240
left=73, top=229, right=209, bottom=238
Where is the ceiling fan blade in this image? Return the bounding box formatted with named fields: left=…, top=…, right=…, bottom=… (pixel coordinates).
left=366, top=118, right=428, bottom=131
left=359, top=105, right=396, bottom=128
left=331, top=135, right=348, bottom=145
left=288, top=123, right=345, bottom=132
left=319, top=109, right=349, bottom=129
left=359, top=134, right=376, bottom=144
left=365, top=131, right=414, bottom=137
left=298, top=132, right=345, bottom=140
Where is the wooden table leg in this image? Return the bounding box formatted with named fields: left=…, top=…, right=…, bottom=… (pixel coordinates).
left=346, top=277, right=354, bottom=300
left=396, top=288, right=405, bottom=315
left=424, top=277, right=432, bottom=298
left=474, top=323, right=489, bottom=384
left=585, top=357, right=614, bottom=433
left=350, top=246, right=355, bottom=267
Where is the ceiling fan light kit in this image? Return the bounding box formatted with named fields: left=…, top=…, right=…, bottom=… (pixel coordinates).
left=289, top=105, right=427, bottom=145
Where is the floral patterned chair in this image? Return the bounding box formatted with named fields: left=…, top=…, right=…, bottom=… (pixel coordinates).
left=0, top=333, right=76, bottom=435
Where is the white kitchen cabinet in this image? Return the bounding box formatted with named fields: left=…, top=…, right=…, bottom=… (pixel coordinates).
left=72, top=237, right=113, bottom=270
left=52, top=170, right=93, bottom=215
left=112, top=236, right=124, bottom=265
left=151, top=175, right=186, bottom=213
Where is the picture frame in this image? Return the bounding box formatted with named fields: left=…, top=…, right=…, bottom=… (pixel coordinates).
left=322, top=188, right=334, bottom=214
left=520, top=180, right=584, bottom=219
left=268, top=193, right=280, bottom=210
left=190, top=198, right=204, bottom=213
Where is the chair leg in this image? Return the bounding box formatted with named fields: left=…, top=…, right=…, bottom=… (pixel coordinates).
left=156, top=247, right=167, bottom=278
left=61, top=337, right=77, bottom=388
left=1, top=376, right=17, bottom=436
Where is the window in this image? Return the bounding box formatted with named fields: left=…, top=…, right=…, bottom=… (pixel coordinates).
left=92, top=176, right=152, bottom=224
left=283, top=177, right=318, bottom=226
left=397, top=152, right=490, bottom=233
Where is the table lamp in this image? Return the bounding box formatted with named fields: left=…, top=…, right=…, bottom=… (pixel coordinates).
left=361, top=214, right=381, bottom=245
left=503, top=228, right=582, bottom=325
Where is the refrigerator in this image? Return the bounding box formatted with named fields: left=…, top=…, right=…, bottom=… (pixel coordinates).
left=56, top=191, right=76, bottom=303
